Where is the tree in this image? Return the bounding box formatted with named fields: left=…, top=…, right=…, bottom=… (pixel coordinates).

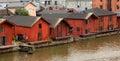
left=15, top=8, right=29, bottom=16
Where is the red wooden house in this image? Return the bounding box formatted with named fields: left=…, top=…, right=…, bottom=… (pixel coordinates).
left=6, top=16, right=50, bottom=42
left=83, top=8, right=117, bottom=32
left=65, top=12, right=98, bottom=37
left=0, top=19, right=14, bottom=46
left=42, top=14, right=71, bottom=39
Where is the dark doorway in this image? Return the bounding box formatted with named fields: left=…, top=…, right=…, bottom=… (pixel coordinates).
left=0, top=36, right=6, bottom=46
left=17, top=34, right=24, bottom=41
left=38, top=33, right=42, bottom=41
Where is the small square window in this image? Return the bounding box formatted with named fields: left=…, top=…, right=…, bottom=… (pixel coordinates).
left=39, top=24, right=42, bottom=28
left=100, top=0, right=102, bottom=2
left=117, top=5, right=119, bottom=10
left=117, top=0, right=119, bottom=2
left=0, top=27, right=4, bottom=32
left=77, top=27, right=80, bottom=32
left=85, top=28, right=90, bottom=34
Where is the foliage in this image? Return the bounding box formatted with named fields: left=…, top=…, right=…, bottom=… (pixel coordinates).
left=15, top=8, right=29, bottom=16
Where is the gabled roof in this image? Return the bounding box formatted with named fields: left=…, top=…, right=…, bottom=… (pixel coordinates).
left=42, top=14, right=64, bottom=28
left=4, top=16, right=40, bottom=27
left=0, top=19, right=15, bottom=26
left=66, top=12, right=97, bottom=20
left=80, top=8, right=116, bottom=16
left=7, top=2, right=36, bottom=8
left=37, top=10, right=69, bottom=15
left=41, top=12, right=97, bottom=20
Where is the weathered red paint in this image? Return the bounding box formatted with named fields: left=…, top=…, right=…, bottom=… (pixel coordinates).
left=14, top=18, right=50, bottom=42
left=0, top=20, right=14, bottom=45
left=95, top=15, right=117, bottom=31
left=65, top=14, right=117, bottom=37
left=51, top=21, right=70, bottom=38
left=117, top=16, right=120, bottom=28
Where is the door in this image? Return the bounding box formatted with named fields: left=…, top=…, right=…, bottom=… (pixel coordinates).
left=0, top=36, right=6, bottom=46
left=38, top=33, right=42, bottom=41
left=17, top=34, right=24, bottom=41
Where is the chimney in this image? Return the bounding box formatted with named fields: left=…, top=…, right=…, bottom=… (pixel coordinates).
left=6, top=4, right=9, bottom=16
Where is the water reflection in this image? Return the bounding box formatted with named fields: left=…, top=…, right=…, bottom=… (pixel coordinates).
left=0, top=35, right=120, bottom=61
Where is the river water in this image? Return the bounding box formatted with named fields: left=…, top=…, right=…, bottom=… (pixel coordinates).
left=1, top=35, right=120, bottom=61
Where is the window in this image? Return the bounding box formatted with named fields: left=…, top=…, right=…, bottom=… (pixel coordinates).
left=0, top=27, right=4, bottom=32
left=85, top=28, right=90, bottom=34
left=69, top=27, right=72, bottom=33
left=99, top=26, right=103, bottom=31
left=117, top=0, right=119, bottom=2
left=55, top=1, right=57, bottom=5
left=100, top=5, right=103, bottom=9
left=39, top=24, right=42, bottom=28
left=100, top=17, right=103, bottom=22
left=45, top=1, right=47, bottom=5
left=109, top=16, right=112, bottom=21
left=38, top=33, right=42, bottom=41
left=0, top=37, right=6, bottom=46
left=28, top=8, right=33, bottom=12
left=86, top=20, right=90, bottom=24
left=17, top=34, right=24, bottom=41
left=108, top=25, right=113, bottom=30
left=77, top=27, right=80, bottom=32
left=117, top=5, right=119, bottom=10
left=48, top=1, right=51, bottom=5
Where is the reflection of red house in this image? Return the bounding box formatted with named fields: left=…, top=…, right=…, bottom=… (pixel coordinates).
left=42, top=14, right=71, bottom=39
left=0, top=19, right=14, bottom=46
left=6, top=16, right=50, bottom=42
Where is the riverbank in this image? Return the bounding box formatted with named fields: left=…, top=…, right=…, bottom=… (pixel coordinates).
left=0, top=36, right=74, bottom=54
left=0, top=31, right=120, bottom=54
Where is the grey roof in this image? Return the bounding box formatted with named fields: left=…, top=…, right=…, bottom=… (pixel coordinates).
left=42, top=14, right=64, bottom=28
left=4, top=16, right=40, bottom=27
left=41, top=12, right=97, bottom=28
left=66, top=12, right=97, bottom=20
left=7, top=2, right=30, bottom=8
left=0, top=0, right=30, bottom=3
left=37, top=10, right=69, bottom=15
left=80, top=8, right=116, bottom=16
left=41, top=12, right=97, bottom=20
